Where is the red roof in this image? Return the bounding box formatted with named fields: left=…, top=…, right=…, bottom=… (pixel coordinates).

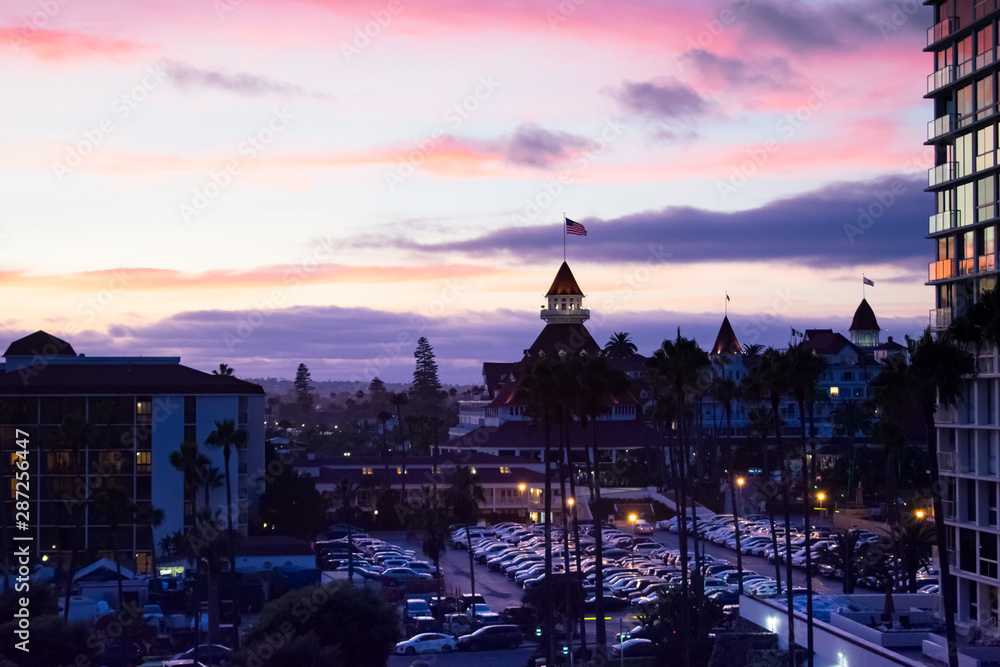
left=849, top=299, right=880, bottom=332
left=545, top=262, right=584, bottom=296
left=710, top=316, right=742, bottom=355
left=0, top=362, right=265, bottom=395
left=4, top=331, right=76, bottom=357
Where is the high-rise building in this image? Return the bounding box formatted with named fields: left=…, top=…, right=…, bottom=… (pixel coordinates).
left=0, top=331, right=265, bottom=574
left=926, top=0, right=1000, bottom=631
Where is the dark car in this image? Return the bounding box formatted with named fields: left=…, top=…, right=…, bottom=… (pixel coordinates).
left=457, top=593, right=487, bottom=612
left=609, top=638, right=656, bottom=658
left=381, top=567, right=433, bottom=586
left=95, top=641, right=144, bottom=667
left=456, top=624, right=524, bottom=651
left=501, top=605, right=537, bottom=631
left=584, top=594, right=630, bottom=611
left=171, top=643, right=232, bottom=666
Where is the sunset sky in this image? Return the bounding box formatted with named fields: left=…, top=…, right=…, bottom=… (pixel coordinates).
left=1, top=0, right=935, bottom=383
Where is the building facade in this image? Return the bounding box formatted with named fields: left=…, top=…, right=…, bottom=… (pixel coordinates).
left=926, top=0, right=1000, bottom=631
left=0, top=331, right=265, bottom=574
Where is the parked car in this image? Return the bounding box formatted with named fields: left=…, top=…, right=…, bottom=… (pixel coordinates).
left=381, top=567, right=433, bottom=586
left=608, top=638, right=656, bottom=658
left=394, top=632, right=456, bottom=655
left=633, top=520, right=654, bottom=535
left=456, top=624, right=524, bottom=651
left=171, top=643, right=232, bottom=666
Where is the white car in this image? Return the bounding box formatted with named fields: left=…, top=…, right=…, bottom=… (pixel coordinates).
left=395, top=632, right=456, bottom=655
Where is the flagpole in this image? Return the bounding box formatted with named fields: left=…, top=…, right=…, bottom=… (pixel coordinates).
left=725, top=291, right=728, bottom=316
left=862, top=274, right=866, bottom=299
left=563, top=213, right=567, bottom=262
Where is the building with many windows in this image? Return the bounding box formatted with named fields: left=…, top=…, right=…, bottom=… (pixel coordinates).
left=0, top=331, right=265, bottom=574
left=926, top=0, right=1000, bottom=633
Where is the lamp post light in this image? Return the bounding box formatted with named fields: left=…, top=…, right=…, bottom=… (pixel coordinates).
left=732, top=475, right=746, bottom=595
left=817, top=492, right=826, bottom=515
left=915, top=509, right=925, bottom=520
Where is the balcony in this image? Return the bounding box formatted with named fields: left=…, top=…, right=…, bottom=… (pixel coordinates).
left=929, top=209, right=960, bottom=234
left=980, top=254, right=996, bottom=272
left=928, top=113, right=956, bottom=140
left=959, top=258, right=977, bottom=276
left=928, top=16, right=959, bottom=47
left=928, top=161, right=958, bottom=187
left=977, top=48, right=995, bottom=69
left=929, top=259, right=956, bottom=281
left=958, top=58, right=975, bottom=80
left=979, top=355, right=996, bottom=373
left=928, top=66, right=955, bottom=93
left=938, top=451, right=957, bottom=472
left=930, top=307, right=953, bottom=330
left=943, top=501, right=955, bottom=520
left=937, top=404, right=958, bottom=424
left=976, top=0, right=999, bottom=20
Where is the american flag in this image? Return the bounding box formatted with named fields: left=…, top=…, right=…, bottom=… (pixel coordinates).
left=566, top=218, right=587, bottom=236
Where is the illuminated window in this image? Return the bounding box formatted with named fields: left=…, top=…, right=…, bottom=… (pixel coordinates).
left=500, top=466, right=510, bottom=473
left=136, top=451, right=151, bottom=474
left=397, top=467, right=402, bottom=475
left=362, top=467, right=373, bottom=475
left=471, top=467, right=477, bottom=474
left=830, top=387, right=840, bottom=397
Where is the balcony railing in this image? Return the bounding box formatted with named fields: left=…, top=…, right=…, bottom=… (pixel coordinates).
left=928, top=17, right=959, bottom=46
left=929, top=161, right=958, bottom=187
left=958, top=58, right=975, bottom=80
left=938, top=451, right=957, bottom=472
left=928, top=113, right=956, bottom=140
left=959, top=258, right=977, bottom=276
left=943, top=501, right=955, bottom=520
left=928, top=66, right=955, bottom=93
left=930, top=307, right=953, bottom=330
left=929, top=259, right=956, bottom=281
left=976, top=0, right=999, bottom=20
left=929, top=210, right=960, bottom=234
left=492, top=496, right=542, bottom=508
left=977, top=48, right=996, bottom=69
left=980, top=254, right=996, bottom=272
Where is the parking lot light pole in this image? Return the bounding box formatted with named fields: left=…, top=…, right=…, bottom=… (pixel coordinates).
left=733, top=476, right=745, bottom=595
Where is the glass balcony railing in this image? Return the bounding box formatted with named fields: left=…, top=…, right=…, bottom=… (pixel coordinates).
left=959, top=258, right=977, bottom=276
left=928, top=17, right=959, bottom=46
left=928, top=113, right=956, bottom=140
left=958, top=58, right=975, bottom=79
left=928, top=66, right=955, bottom=93
left=980, top=254, right=996, bottom=272
left=976, top=0, right=999, bottom=20
left=929, top=161, right=958, bottom=187
left=930, top=307, right=953, bottom=330
left=929, top=259, right=956, bottom=281
left=929, top=210, right=960, bottom=234
left=977, top=48, right=995, bottom=69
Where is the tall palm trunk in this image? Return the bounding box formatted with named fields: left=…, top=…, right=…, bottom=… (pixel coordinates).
left=925, top=412, right=959, bottom=667
left=773, top=395, right=796, bottom=667
left=588, top=421, right=607, bottom=659
left=799, top=399, right=815, bottom=667
left=542, top=408, right=555, bottom=666
left=675, top=391, right=692, bottom=667
left=566, top=420, right=587, bottom=657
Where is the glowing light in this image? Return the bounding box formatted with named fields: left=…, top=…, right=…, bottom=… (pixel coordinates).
left=567, top=498, right=575, bottom=507
left=518, top=483, right=526, bottom=492
left=817, top=493, right=825, bottom=502
left=629, top=514, right=637, bottom=523
left=916, top=510, right=925, bottom=519
left=736, top=477, right=745, bottom=486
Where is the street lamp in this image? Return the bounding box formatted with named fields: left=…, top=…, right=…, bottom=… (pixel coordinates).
left=915, top=509, right=925, bottom=519
left=732, top=474, right=746, bottom=595
left=817, top=492, right=826, bottom=512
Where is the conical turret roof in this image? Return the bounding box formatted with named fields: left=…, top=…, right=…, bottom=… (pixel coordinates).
left=545, top=262, right=584, bottom=296
left=849, top=298, right=880, bottom=332
left=711, top=316, right=742, bottom=355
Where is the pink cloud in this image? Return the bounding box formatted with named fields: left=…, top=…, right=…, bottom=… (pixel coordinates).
left=1, top=27, right=143, bottom=60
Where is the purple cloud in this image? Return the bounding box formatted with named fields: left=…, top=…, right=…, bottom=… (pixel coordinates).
left=163, top=60, right=332, bottom=99
left=681, top=49, right=800, bottom=90
left=505, top=123, right=597, bottom=167
left=613, top=78, right=708, bottom=118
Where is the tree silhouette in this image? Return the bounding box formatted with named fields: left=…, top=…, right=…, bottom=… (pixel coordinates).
left=212, top=363, right=234, bottom=376
left=294, top=363, right=315, bottom=423
left=604, top=331, right=638, bottom=358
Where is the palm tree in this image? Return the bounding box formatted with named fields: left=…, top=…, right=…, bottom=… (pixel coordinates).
left=391, top=393, right=409, bottom=504
left=645, top=333, right=709, bottom=667
left=785, top=342, right=827, bottom=667
left=134, top=503, right=165, bottom=576
left=212, top=363, right=235, bottom=376
left=333, top=477, right=359, bottom=518
left=894, top=516, right=936, bottom=593
left=573, top=355, right=630, bottom=660
left=711, top=372, right=744, bottom=593
left=178, top=508, right=242, bottom=645
left=410, top=487, right=449, bottom=601
left=377, top=410, right=394, bottom=473
left=198, top=464, right=225, bottom=511
left=515, top=359, right=562, bottom=666
left=604, top=331, right=638, bottom=358
left=909, top=328, right=976, bottom=667
left=442, top=466, right=484, bottom=622
left=57, top=416, right=94, bottom=620
left=832, top=399, right=874, bottom=497
left=815, top=529, right=883, bottom=594
left=760, top=346, right=796, bottom=664
left=204, top=419, right=247, bottom=555
left=170, top=440, right=209, bottom=523
left=92, top=483, right=137, bottom=612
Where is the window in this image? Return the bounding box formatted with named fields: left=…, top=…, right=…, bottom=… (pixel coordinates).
left=136, top=398, right=152, bottom=426
left=978, top=125, right=996, bottom=171
left=843, top=371, right=854, bottom=381
left=853, top=388, right=864, bottom=398
left=136, top=451, right=151, bottom=474
left=959, top=84, right=975, bottom=126
left=979, top=176, right=997, bottom=221
left=362, top=467, right=373, bottom=475
left=500, top=466, right=510, bottom=474
left=396, top=467, right=402, bottom=475
left=978, top=24, right=995, bottom=68
left=829, top=387, right=840, bottom=397
left=960, top=36, right=974, bottom=76
left=978, top=74, right=995, bottom=119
